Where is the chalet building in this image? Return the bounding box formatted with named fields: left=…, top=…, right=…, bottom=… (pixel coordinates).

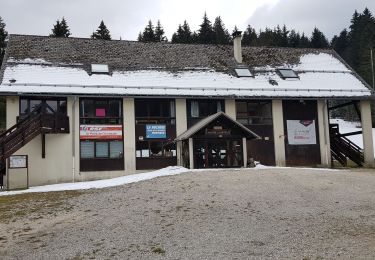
left=0, top=33, right=374, bottom=189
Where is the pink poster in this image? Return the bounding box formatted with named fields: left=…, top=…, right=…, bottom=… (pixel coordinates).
left=96, top=108, right=106, bottom=117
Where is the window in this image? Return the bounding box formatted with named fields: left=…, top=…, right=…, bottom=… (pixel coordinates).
left=236, top=101, right=272, bottom=125
left=80, top=140, right=123, bottom=159
left=20, top=97, right=68, bottom=116
left=80, top=98, right=122, bottom=124
left=277, top=69, right=299, bottom=79
left=235, top=68, right=254, bottom=77
left=187, top=99, right=225, bottom=127
left=136, top=141, right=176, bottom=158
left=187, top=100, right=225, bottom=118
left=91, top=64, right=109, bottom=74
left=135, top=99, right=175, bottom=125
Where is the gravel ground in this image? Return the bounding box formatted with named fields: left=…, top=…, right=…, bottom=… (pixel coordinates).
left=1, top=168, right=375, bottom=260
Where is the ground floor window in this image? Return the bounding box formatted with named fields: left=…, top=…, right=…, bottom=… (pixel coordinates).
left=136, top=141, right=176, bottom=158
left=81, top=140, right=123, bottom=159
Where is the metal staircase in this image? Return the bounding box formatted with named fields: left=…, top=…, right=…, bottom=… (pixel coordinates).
left=330, top=124, right=364, bottom=167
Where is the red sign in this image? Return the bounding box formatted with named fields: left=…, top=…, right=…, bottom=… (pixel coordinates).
left=80, top=125, right=122, bottom=140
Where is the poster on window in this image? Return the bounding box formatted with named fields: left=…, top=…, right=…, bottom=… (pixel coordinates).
left=286, top=120, right=317, bottom=145
left=80, top=125, right=123, bottom=140
left=146, top=125, right=166, bottom=139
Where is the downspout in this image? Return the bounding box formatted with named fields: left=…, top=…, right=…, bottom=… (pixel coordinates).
left=72, top=96, right=77, bottom=182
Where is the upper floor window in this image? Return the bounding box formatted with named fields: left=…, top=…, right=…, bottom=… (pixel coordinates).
left=20, top=97, right=67, bottom=116
left=135, top=99, right=175, bottom=125
left=236, top=100, right=272, bottom=125
left=80, top=98, right=122, bottom=124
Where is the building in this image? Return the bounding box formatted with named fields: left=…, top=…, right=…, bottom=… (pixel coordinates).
left=0, top=34, right=374, bottom=189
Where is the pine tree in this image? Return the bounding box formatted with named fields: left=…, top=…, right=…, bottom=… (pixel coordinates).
left=50, top=17, right=71, bottom=38
left=288, top=30, right=301, bottom=47
left=331, top=29, right=349, bottom=58
left=299, top=33, right=310, bottom=48
left=197, top=12, right=215, bottom=44
left=242, top=25, right=257, bottom=46
left=138, top=20, right=156, bottom=42
left=172, top=21, right=194, bottom=43
left=155, top=20, right=166, bottom=42
left=213, top=16, right=231, bottom=45
left=0, top=16, right=7, bottom=62
left=258, top=27, right=274, bottom=46
left=310, top=27, right=329, bottom=48
left=0, top=17, right=7, bottom=129
left=91, top=20, right=112, bottom=40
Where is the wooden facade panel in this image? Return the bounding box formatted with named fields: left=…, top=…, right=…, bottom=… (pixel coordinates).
left=282, top=100, right=321, bottom=166
left=80, top=158, right=124, bottom=172
left=136, top=157, right=177, bottom=170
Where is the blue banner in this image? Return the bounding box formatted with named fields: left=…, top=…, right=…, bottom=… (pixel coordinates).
left=146, top=125, right=167, bottom=139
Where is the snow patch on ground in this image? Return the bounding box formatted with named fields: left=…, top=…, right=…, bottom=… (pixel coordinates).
left=0, top=166, right=189, bottom=196
left=1, top=165, right=342, bottom=196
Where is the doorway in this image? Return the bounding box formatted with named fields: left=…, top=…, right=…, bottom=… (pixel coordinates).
left=194, top=139, right=243, bottom=168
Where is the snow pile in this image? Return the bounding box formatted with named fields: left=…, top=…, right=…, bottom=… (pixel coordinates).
left=0, top=166, right=189, bottom=196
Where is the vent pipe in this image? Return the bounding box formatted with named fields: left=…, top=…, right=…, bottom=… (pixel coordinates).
left=232, top=30, right=243, bottom=64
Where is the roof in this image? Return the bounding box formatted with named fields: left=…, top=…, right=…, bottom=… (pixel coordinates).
left=0, top=34, right=373, bottom=99
left=175, top=112, right=260, bottom=141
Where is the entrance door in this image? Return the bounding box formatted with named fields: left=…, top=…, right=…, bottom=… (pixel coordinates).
left=194, top=139, right=243, bottom=168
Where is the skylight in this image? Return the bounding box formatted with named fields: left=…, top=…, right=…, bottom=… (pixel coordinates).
left=235, top=68, right=254, bottom=78
left=91, top=64, right=109, bottom=74
left=277, top=69, right=299, bottom=79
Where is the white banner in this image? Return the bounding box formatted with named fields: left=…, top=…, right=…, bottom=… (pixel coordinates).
left=286, top=120, right=317, bottom=145
left=80, top=125, right=123, bottom=140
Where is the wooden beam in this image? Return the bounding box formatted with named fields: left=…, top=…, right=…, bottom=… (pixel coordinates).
left=42, top=133, right=45, bottom=159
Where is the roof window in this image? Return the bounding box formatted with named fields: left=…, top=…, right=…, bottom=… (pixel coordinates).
left=277, top=68, right=299, bottom=79
left=91, top=64, right=109, bottom=74
left=235, top=68, right=254, bottom=78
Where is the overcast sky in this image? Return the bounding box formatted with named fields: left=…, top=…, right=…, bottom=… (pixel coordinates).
left=0, top=0, right=374, bottom=41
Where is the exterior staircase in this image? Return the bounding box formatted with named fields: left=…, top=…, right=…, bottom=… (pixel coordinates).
left=330, top=124, right=364, bottom=167
left=0, top=105, right=69, bottom=188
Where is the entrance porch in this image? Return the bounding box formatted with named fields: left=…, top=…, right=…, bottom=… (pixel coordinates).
left=175, top=112, right=260, bottom=169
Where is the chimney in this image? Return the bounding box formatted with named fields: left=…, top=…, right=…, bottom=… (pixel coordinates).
left=232, top=30, right=243, bottom=64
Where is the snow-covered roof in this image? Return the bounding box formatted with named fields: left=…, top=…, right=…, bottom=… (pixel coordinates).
left=0, top=34, right=373, bottom=99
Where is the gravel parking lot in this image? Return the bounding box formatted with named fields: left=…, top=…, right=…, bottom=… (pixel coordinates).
left=1, top=168, right=375, bottom=260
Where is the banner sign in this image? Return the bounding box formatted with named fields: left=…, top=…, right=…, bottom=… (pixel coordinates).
left=80, top=125, right=122, bottom=140
left=286, top=120, right=317, bottom=145
left=146, top=125, right=166, bottom=139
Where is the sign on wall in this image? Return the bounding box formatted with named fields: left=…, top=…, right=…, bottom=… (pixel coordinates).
left=80, top=125, right=123, bottom=140
left=146, top=125, right=166, bottom=139
left=9, top=155, right=28, bottom=169
left=286, top=120, right=317, bottom=145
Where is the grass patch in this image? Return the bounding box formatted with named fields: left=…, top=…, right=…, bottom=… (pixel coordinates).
left=0, top=190, right=84, bottom=224
left=151, top=245, right=166, bottom=255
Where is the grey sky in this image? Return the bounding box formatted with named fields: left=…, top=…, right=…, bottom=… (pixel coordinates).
left=0, top=0, right=374, bottom=41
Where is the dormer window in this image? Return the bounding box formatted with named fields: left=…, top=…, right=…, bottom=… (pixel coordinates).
left=277, top=69, right=299, bottom=79
left=91, top=64, right=109, bottom=74
left=235, top=68, right=254, bottom=78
